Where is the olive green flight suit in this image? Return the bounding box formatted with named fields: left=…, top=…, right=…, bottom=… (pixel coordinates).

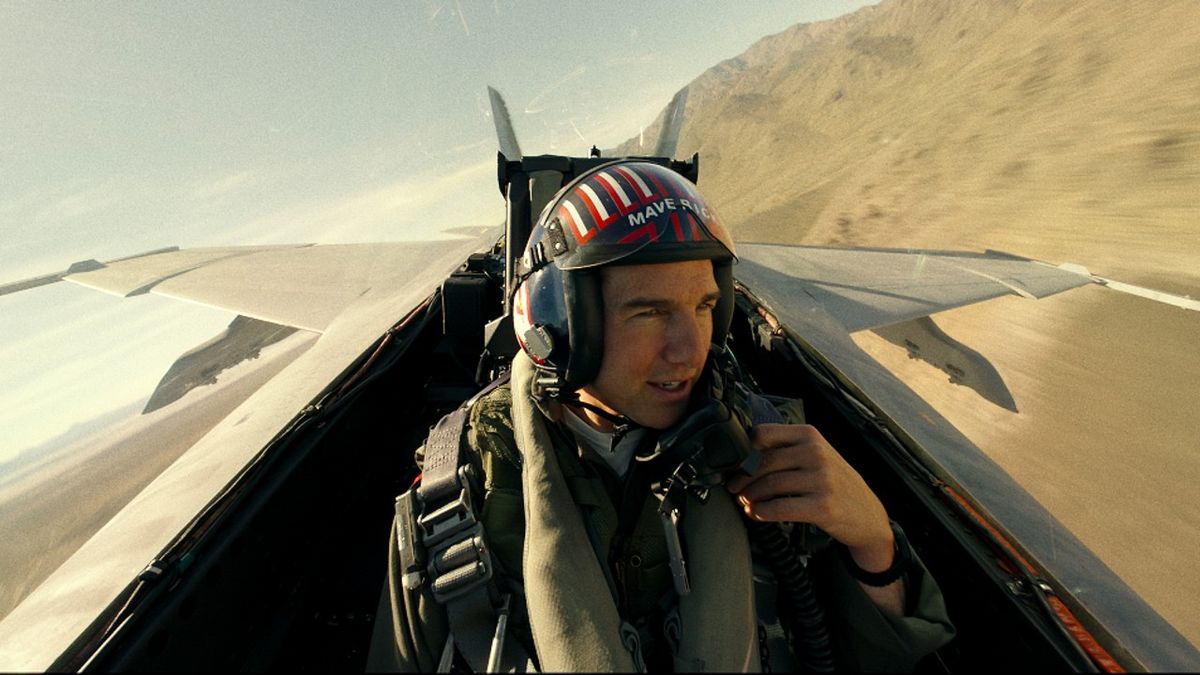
left=386, top=378, right=955, bottom=672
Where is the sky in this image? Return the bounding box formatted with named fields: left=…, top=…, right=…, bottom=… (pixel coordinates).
left=0, top=1, right=877, bottom=462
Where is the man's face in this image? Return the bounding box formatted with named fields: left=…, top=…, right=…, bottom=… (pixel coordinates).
left=576, top=259, right=720, bottom=430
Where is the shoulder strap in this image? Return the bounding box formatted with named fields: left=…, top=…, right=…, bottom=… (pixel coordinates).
left=418, top=407, right=472, bottom=509
left=419, top=370, right=510, bottom=505
left=408, top=373, right=536, bottom=673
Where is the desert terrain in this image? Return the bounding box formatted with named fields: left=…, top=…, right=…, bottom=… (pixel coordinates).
left=0, top=332, right=317, bottom=620
left=620, top=0, right=1200, bottom=651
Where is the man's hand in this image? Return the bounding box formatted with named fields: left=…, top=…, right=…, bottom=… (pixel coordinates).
left=725, top=423, right=906, bottom=615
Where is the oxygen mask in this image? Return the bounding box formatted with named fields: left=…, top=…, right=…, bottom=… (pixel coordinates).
left=637, top=348, right=763, bottom=596
left=638, top=348, right=763, bottom=503
left=646, top=398, right=758, bottom=493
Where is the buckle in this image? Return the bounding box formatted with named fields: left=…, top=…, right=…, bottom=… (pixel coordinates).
left=428, top=524, right=494, bottom=603
left=418, top=485, right=477, bottom=547
left=395, top=490, right=428, bottom=591
left=418, top=466, right=478, bottom=548
left=417, top=464, right=495, bottom=603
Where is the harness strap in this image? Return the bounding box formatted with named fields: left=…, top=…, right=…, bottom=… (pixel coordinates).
left=420, top=370, right=509, bottom=503
left=406, top=373, right=537, bottom=673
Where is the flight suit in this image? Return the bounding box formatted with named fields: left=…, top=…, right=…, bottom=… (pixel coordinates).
left=385, top=371, right=955, bottom=671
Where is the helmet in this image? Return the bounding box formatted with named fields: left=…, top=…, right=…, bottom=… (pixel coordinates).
left=511, top=159, right=737, bottom=395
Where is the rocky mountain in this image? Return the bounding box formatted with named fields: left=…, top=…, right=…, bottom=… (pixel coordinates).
left=620, top=0, right=1200, bottom=295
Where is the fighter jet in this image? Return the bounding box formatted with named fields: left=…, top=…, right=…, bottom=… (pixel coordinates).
left=0, top=88, right=1197, bottom=672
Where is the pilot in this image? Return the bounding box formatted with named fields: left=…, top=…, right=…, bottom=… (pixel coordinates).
left=378, top=160, right=954, bottom=672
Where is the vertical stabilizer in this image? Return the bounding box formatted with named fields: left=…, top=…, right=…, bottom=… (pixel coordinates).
left=487, top=86, right=523, bottom=161
left=654, top=86, right=689, bottom=159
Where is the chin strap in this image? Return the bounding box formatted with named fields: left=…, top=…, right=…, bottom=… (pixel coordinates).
left=560, top=394, right=644, bottom=446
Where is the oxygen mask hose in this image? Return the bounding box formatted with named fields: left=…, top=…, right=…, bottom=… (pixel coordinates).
left=651, top=356, right=836, bottom=672
left=747, top=521, right=835, bottom=673
left=736, top=388, right=835, bottom=673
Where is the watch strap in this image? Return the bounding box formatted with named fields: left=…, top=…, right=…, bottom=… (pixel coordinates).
left=838, top=520, right=912, bottom=587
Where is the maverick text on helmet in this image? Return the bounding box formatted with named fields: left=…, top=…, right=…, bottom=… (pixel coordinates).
left=512, top=160, right=738, bottom=392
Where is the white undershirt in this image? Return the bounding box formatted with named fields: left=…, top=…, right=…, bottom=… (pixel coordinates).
left=561, top=407, right=646, bottom=477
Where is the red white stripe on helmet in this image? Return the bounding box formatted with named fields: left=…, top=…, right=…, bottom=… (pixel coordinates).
left=556, top=161, right=728, bottom=249
left=596, top=171, right=632, bottom=209
left=559, top=201, right=594, bottom=243
left=576, top=183, right=617, bottom=231
left=612, top=164, right=654, bottom=201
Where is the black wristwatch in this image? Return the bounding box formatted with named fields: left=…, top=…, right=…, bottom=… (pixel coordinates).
left=839, top=520, right=912, bottom=587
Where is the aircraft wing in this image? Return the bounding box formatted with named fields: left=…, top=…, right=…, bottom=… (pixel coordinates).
left=0, top=231, right=500, bottom=670
left=4, top=242, right=500, bottom=334
left=734, top=243, right=1096, bottom=412
left=734, top=243, right=1092, bottom=333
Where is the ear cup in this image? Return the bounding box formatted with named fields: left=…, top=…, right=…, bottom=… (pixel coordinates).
left=562, top=269, right=603, bottom=388
left=712, top=263, right=734, bottom=348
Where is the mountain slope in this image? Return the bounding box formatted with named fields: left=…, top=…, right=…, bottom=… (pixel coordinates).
left=621, top=0, right=1200, bottom=295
